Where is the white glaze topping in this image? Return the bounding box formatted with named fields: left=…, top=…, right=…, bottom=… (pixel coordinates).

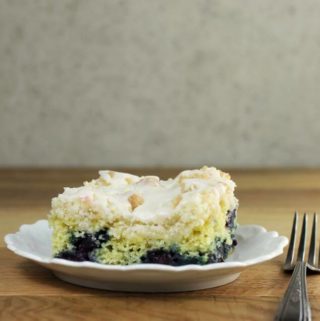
left=53, top=167, right=238, bottom=223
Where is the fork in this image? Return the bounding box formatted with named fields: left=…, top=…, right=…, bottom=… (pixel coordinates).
left=274, top=212, right=313, bottom=321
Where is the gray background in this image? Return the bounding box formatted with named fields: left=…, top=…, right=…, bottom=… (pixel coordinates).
left=1, top=0, right=320, bottom=168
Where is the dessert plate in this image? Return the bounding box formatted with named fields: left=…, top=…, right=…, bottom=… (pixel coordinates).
left=5, top=220, right=288, bottom=292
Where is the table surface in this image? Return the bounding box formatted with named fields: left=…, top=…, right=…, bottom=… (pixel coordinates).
left=1, top=168, right=320, bottom=321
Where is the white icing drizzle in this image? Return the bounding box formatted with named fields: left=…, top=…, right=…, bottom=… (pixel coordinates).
left=55, top=167, right=238, bottom=223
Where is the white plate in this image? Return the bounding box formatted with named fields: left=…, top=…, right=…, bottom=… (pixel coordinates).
left=4, top=220, right=288, bottom=292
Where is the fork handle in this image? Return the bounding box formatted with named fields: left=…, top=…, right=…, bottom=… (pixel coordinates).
left=275, top=261, right=311, bottom=321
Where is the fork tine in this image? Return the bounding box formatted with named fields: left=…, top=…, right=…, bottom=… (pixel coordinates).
left=297, top=213, right=308, bottom=262
left=284, top=211, right=298, bottom=268
left=308, top=213, right=317, bottom=266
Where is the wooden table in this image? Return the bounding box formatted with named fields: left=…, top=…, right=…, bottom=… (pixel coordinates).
left=1, top=168, right=320, bottom=321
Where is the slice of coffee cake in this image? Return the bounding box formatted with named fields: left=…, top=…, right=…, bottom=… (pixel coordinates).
left=49, top=166, right=238, bottom=265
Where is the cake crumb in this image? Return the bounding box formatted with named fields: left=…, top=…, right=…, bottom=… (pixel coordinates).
left=108, top=171, right=116, bottom=178
left=128, top=194, right=144, bottom=210
left=125, top=177, right=134, bottom=184
left=172, top=195, right=182, bottom=208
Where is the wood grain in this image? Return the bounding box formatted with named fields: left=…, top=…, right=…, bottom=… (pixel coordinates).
left=1, top=168, right=320, bottom=320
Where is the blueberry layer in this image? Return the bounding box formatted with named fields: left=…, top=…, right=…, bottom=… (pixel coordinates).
left=55, top=229, right=109, bottom=262
left=226, top=208, right=237, bottom=229
left=140, top=248, right=205, bottom=265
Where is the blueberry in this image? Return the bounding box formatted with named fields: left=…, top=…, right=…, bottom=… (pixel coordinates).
left=207, top=237, right=237, bottom=263
left=207, top=253, right=224, bottom=263
left=56, top=250, right=85, bottom=261
left=141, top=249, right=176, bottom=265
left=55, top=228, right=109, bottom=262
left=95, top=230, right=109, bottom=243
left=141, top=248, right=204, bottom=266
left=225, top=208, right=237, bottom=229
